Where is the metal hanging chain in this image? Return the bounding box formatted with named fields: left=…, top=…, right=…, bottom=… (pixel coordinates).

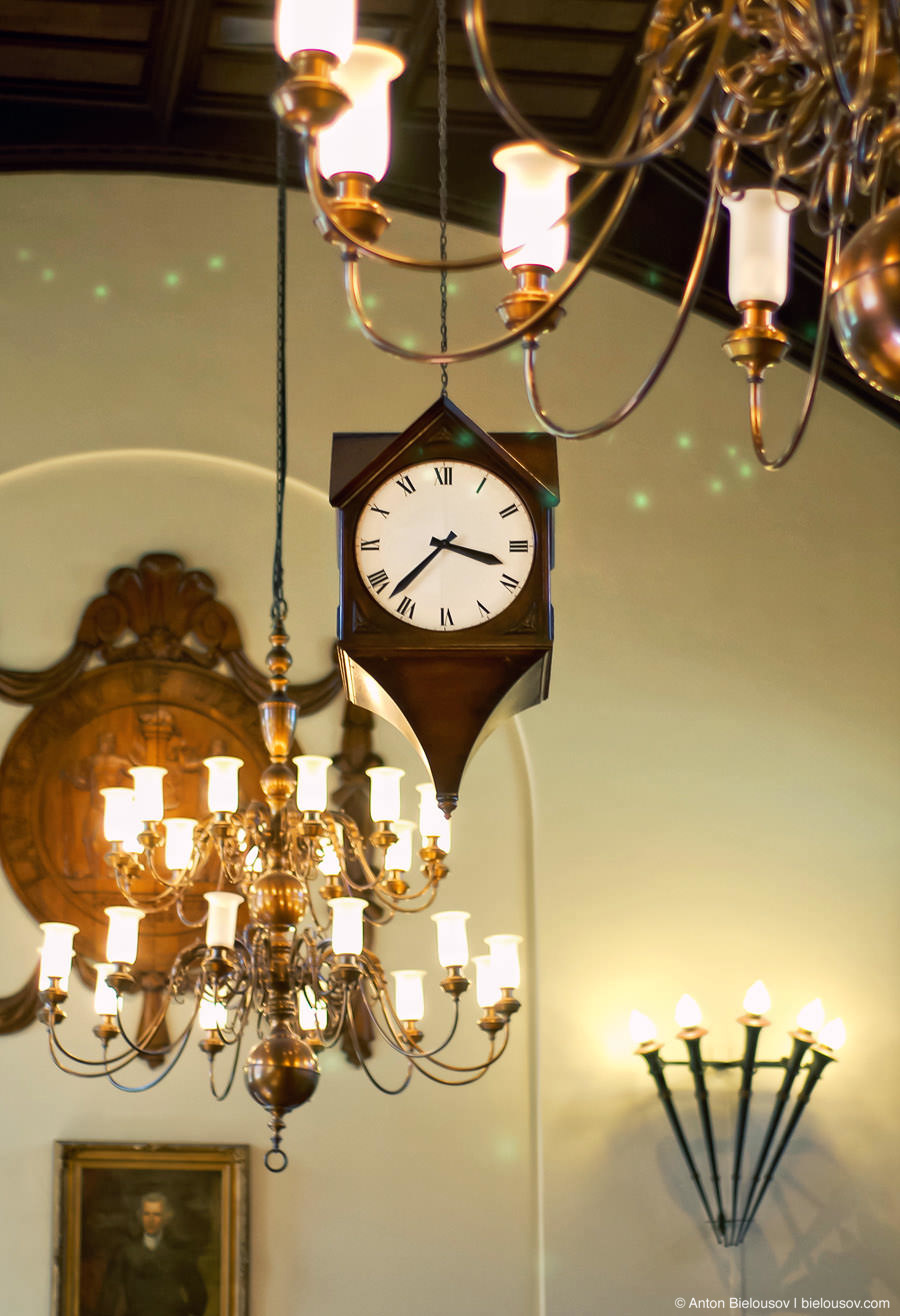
left=272, top=121, right=288, bottom=627
left=437, top=0, right=449, bottom=397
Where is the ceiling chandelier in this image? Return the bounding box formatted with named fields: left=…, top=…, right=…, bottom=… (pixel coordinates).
left=35, top=131, right=523, bottom=1175
left=273, top=0, right=900, bottom=471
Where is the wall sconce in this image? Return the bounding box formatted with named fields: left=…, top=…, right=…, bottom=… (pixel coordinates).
left=631, top=982, right=845, bottom=1246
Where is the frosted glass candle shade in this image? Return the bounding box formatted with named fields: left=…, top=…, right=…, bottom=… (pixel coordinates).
left=39, top=922, right=77, bottom=989
left=129, top=766, right=166, bottom=823
left=319, top=824, right=344, bottom=877
left=629, top=1010, right=658, bottom=1047
left=105, top=906, right=144, bottom=965
left=723, top=189, right=799, bottom=309
left=367, top=766, right=403, bottom=824
left=416, top=782, right=451, bottom=851
left=485, top=934, right=522, bottom=990
left=329, top=897, right=367, bottom=955
left=743, top=979, right=771, bottom=1015
left=474, top=955, right=501, bottom=1009
left=204, top=891, right=243, bottom=948
left=675, top=994, right=703, bottom=1029
left=294, top=755, right=332, bottom=811
left=796, top=998, right=825, bottom=1035
left=198, top=991, right=227, bottom=1031
left=93, top=964, right=118, bottom=1016
left=275, top=0, right=356, bottom=64
left=101, top=788, right=137, bottom=843
left=431, top=910, right=470, bottom=968
left=319, top=42, right=405, bottom=183
left=819, top=1017, right=846, bottom=1051
left=204, top=756, right=242, bottom=813
left=164, top=818, right=196, bottom=871
left=493, top=141, right=577, bottom=273
left=393, top=969, right=425, bottom=1022
left=384, top=819, right=414, bottom=873
left=298, top=990, right=328, bottom=1031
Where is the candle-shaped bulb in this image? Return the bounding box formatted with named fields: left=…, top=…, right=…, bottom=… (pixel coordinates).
left=129, top=766, right=167, bottom=823
left=818, top=1017, right=846, bottom=1052
left=204, top=756, right=243, bottom=813
left=204, top=891, right=243, bottom=948
left=39, top=922, right=78, bottom=990
left=493, top=141, right=578, bottom=273
left=164, top=818, right=197, bottom=872
left=319, top=825, right=343, bottom=877
left=275, top=0, right=356, bottom=64
left=294, top=755, right=332, bottom=812
left=743, top=979, right=771, bottom=1016
left=723, top=188, right=799, bottom=310
left=101, top=788, right=138, bottom=844
left=329, top=897, right=367, bottom=955
left=629, top=1009, right=658, bottom=1047
left=485, top=934, right=522, bottom=991
left=105, top=906, right=144, bottom=965
left=384, top=819, right=414, bottom=872
left=795, top=997, right=825, bottom=1035
left=431, top=910, right=470, bottom=968
left=675, top=993, right=703, bottom=1030
left=366, top=766, right=403, bottom=824
left=319, top=42, right=406, bottom=184
left=198, top=990, right=227, bottom=1032
left=417, top=782, right=451, bottom=851
left=393, top=969, right=425, bottom=1022
left=474, top=955, right=501, bottom=1008
left=298, top=990, right=329, bottom=1032
left=93, top=964, right=118, bottom=1016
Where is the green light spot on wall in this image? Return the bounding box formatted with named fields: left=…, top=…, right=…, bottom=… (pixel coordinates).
left=727, top=446, right=738, bottom=458
left=164, top=271, right=181, bottom=288
left=207, top=255, right=225, bottom=271
left=17, top=248, right=32, bottom=262
left=93, top=285, right=109, bottom=300
left=739, top=462, right=753, bottom=479
left=677, top=433, right=692, bottom=450
left=346, top=315, right=358, bottom=331
left=400, top=335, right=417, bottom=351
left=41, top=268, right=56, bottom=282
left=803, top=320, right=818, bottom=343
left=632, top=491, right=651, bottom=511
left=709, top=478, right=724, bottom=494
left=446, top=280, right=459, bottom=296
left=363, top=293, right=379, bottom=310
left=645, top=268, right=661, bottom=288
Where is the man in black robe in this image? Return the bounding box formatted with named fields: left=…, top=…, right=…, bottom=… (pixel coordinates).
left=96, top=1191, right=207, bottom=1316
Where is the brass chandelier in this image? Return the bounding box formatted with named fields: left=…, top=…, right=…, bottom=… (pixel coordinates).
left=273, top=0, right=900, bottom=470
left=35, top=133, right=523, bottom=1174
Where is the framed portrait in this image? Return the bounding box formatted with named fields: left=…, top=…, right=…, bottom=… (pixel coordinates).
left=52, top=1142, right=249, bottom=1316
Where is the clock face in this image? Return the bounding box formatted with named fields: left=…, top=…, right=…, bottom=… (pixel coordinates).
left=354, top=460, right=537, bottom=631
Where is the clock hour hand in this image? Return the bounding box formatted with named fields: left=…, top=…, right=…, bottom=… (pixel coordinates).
left=390, top=531, right=458, bottom=597
left=429, top=537, right=502, bottom=566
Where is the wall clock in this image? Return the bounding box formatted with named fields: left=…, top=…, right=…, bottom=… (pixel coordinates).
left=330, top=396, right=559, bottom=815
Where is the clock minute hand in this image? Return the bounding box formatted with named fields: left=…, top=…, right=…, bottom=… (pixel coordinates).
left=390, top=531, right=458, bottom=598
left=430, top=537, right=502, bottom=566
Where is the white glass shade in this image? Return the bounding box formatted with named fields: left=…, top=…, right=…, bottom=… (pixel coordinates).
left=294, top=755, right=332, bottom=812
left=101, top=787, right=137, bottom=844
left=474, top=955, right=501, bottom=1008
left=819, top=1017, right=847, bottom=1051
left=384, top=819, right=414, bottom=873
left=329, top=897, right=367, bottom=955
left=93, top=964, right=118, bottom=1016
left=198, top=990, right=227, bottom=1032
left=743, top=979, right=771, bottom=1015
left=393, top=969, right=425, bottom=1022
left=129, top=766, right=166, bottom=823
left=319, top=42, right=405, bottom=184
left=629, top=1010, right=658, bottom=1047
left=416, top=782, right=451, bottom=851
left=204, top=891, right=243, bottom=948
left=204, top=756, right=242, bottom=813
left=485, top=934, right=522, bottom=991
left=796, top=998, right=825, bottom=1035
left=298, top=990, right=328, bottom=1032
left=39, top=922, right=77, bottom=989
left=275, top=0, right=356, bottom=64
left=493, top=141, right=577, bottom=274
left=675, top=993, right=703, bottom=1029
left=366, top=766, right=403, bottom=824
left=105, top=906, right=144, bottom=965
left=431, top=910, right=470, bottom=968
left=723, top=189, right=799, bottom=309
left=319, top=824, right=343, bottom=877
left=164, top=818, right=196, bottom=872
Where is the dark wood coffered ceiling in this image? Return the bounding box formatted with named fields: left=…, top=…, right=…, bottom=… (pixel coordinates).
left=1, top=0, right=896, bottom=424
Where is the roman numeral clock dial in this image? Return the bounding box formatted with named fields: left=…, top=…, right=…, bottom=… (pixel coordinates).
left=353, top=462, right=537, bottom=631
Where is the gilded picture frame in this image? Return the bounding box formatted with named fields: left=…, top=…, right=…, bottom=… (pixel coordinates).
left=52, top=1141, right=249, bottom=1316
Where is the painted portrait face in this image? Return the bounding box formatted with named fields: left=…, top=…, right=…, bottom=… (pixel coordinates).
left=141, top=1198, right=165, bottom=1236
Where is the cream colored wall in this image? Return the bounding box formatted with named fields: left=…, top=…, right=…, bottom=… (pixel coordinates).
left=0, top=173, right=897, bottom=1313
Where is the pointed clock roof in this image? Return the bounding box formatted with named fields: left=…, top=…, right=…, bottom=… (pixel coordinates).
left=329, top=395, right=559, bottom=509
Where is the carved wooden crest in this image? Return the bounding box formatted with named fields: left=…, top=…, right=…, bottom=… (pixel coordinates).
left=0, top=553, right=351, bottom=1038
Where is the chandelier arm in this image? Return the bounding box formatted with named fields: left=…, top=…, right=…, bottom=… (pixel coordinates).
left=207, top=1030, right=246, bottom=1102
left=406, top=1030, right=510, bottom=1084
left=302, top=136, right=612, bottom=271
left=111, top=980, right=200, bottom=1060
left=44, top=1026, right=150, bottom=1075
left=463, top=0, right=736, bottom=171
left=343, top=166, right=641, bottom=366
left=812, top=0, right=879, bottom=117
left=746, top=228, right=838, bottom=471
left=344, top=989, right=415, bottom=1094
left=103, top=1022, right=197, bottom=1094
left=366, top=978, right=512, bottom=1077
left=361, top=979, right=463, bottom=1061
left=113, top=864, right=180, bottom=913
left=522, top=180, right=722, bottom=440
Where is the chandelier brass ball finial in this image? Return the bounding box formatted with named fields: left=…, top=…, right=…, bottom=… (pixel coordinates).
left=830, top=199, right=900, bottom=401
